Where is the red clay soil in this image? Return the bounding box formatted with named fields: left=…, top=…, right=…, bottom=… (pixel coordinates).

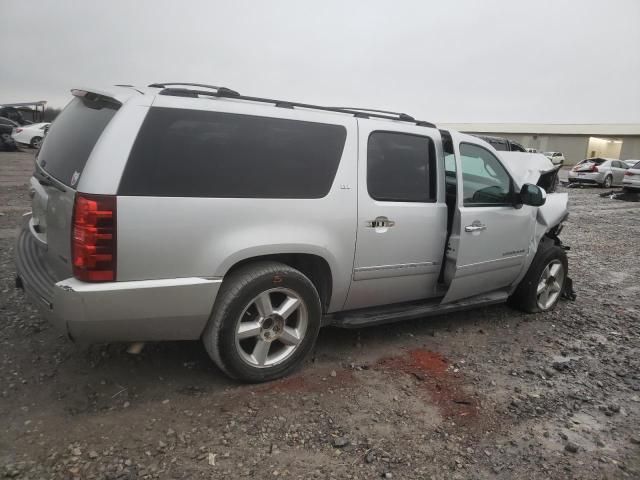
left=377, top=349, right=480, bottom=422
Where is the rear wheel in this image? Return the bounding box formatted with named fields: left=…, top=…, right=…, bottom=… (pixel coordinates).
left=509, top=240, right=568, bottom=313
left=202, top=261, right=322, bottom=382
left=602, top=175, right=613, bottom=188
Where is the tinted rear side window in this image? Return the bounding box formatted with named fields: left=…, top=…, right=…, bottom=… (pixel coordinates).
left=367, top=131, right=436, bottom=202
left=38, top=96, right=118, bottom=186
left=119, top=108, right=347, bottom=198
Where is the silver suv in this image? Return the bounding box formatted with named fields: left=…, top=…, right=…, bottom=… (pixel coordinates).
left=15, top=83, right=571, bottom=382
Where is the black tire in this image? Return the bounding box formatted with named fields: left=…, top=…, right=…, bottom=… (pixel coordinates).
left=602, top=175, right=612, bottom=188
left=508, top=239, right=568, bottom=313
left=30, top=136, right=42, bottom=149
left=202, top=261, right=322, bottom=382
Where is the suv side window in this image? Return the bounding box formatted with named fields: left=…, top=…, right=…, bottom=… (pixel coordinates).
left=119, top=108, right=347, bottom=198
left=367, top=131, right=436, bottom=203
left=460, top=143, right=512, bottom=206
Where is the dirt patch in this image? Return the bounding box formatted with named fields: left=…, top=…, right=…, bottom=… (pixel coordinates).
left=377, top=349, right=480, bottom=423
left=254, top=367, right=354, bottom=394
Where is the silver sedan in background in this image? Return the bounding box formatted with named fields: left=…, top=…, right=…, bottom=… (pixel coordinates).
left=623, top=160, right=640, bottom=190
left=568, top=158, right=629, bottom=188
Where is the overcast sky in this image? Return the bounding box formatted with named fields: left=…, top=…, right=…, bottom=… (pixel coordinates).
left=1, top=0, right=639, bottom=123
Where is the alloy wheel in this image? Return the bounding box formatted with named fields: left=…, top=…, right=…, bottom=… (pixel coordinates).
left=536, top=260, right=565, bottom=310
left=234, top=288, right=308, bottom=368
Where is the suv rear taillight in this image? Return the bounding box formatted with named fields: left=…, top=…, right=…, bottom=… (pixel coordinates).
left=72, top=194, right=117, bottom=282
left=625, top=171, right=634, bottom=176
left=15, top=128, right=23, bottom=133
left=591, top=165, right=599, bottom=172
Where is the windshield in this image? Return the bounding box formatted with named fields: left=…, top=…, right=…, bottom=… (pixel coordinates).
left=634, top=161, right=640, bottom=170
left=38, top=96, right=118, bottom=187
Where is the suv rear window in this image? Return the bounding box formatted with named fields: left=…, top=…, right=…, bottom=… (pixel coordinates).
left=38, top=96, right=118, bottom=186
left=119, top=108, right=347, bottom=198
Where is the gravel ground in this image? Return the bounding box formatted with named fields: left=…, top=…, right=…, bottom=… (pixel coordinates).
left=1, top=151, right=639, bottom=479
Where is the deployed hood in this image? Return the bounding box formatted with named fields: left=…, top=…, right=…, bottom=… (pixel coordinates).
left=499, top=152, right=558, bottom=187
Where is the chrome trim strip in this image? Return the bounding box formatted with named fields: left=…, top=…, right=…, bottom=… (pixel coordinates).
left=56, top=276, right=223, bottom=293
left=353, top=261, right=441, bottom=281
left=457, top=255, right=525, bottom=270
left=354, top=261, right=439, bottom=273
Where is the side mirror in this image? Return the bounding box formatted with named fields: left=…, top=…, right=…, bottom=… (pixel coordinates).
left=519, top=183, right=546, bottom=207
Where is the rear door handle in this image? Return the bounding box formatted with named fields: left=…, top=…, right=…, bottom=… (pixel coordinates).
left=367, top=216, right=395, bottom=228
left=465, top=222, right=487, bottom=232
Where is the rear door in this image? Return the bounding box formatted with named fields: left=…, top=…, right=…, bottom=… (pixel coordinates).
left=442, top=133, right=533, bottom=303
left=30, top=93, right=119, bottom=279
left=344, top=121, right=447, bottom=309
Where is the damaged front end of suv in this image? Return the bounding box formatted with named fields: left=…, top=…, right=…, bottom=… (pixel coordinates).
left=500, top=151, right=576, bottom=303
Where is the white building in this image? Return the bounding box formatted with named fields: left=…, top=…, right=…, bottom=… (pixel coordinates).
left=441, top=123, right=640, bottom=166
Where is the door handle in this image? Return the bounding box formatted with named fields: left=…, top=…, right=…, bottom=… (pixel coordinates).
left=465, top=222, right=487, bottom=233
left=367, top=216, right=395, bottom=228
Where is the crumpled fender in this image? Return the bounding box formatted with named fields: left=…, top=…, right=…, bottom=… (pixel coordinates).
left=510, top=192, right=570, bottom=295
left=532, top=192, right=569, bottom=254
left=536, top=192, right=569, bottom=229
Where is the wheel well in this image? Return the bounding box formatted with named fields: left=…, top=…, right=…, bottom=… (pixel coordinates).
left=225, top=254, right=333, bottom=313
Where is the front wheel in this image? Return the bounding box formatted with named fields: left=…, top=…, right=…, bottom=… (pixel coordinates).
left=202, top=261, right=322, bottom=382
left=509, top=240, right=568, bottom=313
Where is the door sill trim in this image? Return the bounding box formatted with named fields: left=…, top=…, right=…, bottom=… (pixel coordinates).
left=324, top=290, right=508, bottom=328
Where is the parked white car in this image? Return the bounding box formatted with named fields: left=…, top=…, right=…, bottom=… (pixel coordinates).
left=568, top=158, right=628, bottom=188
left=623, top=160, right=640, bottom=190
left=544, top=152, right=565, bottom=166
left=12, top=122, right=49, bottom=148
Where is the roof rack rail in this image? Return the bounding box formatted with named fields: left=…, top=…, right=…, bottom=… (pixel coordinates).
left=114, top=84, right=144, bottom=94
left=329, top=107, right=415, bottom=122
left=149, top=83, right=241, bottom=97
left=153, top=84, right=436, bottom=128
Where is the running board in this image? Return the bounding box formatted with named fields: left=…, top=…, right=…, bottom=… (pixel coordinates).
left=324, top=290, right=509, bottom=328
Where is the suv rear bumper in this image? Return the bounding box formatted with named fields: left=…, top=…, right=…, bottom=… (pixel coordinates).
left=15, top=228, right=221, bottom=342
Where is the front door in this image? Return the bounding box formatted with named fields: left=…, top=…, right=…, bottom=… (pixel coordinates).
left=442, top=134, right=534, bottom=303
left=344, top=122, right=447, bottom=309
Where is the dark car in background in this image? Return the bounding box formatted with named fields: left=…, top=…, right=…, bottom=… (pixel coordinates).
left=0, top=117, right=19, bottom=151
